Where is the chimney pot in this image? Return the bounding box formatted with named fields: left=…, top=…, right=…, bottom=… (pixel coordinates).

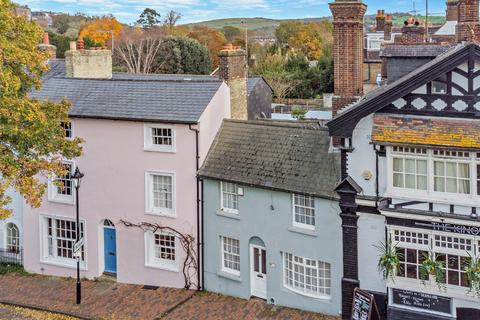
left=69, top=41, right=77, bottom=51
left=77, top=38, right=84, bottom=50
left=43, top=32, right=49, bottom=45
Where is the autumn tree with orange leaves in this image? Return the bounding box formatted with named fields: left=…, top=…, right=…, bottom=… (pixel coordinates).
left=79, top=16, right=123, bottom=47
left=188, top=26, right=227, bottom=68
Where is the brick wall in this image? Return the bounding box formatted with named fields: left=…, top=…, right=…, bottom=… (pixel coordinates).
left=447, top=0, right=459, bottom=21
left=376, top=10, right=386, bottom=32
left=384, top=15, right=393, bottom=41
left=396, top=25, right=425, bottom=44
left=329, top=0, right=367, bottom=115
left=456, top=0, right=480, bottom=42
left=218, top=46, right=248, bottom=120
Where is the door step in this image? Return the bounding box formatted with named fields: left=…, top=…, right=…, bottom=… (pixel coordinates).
left=97, top=272, right=117, bottom=282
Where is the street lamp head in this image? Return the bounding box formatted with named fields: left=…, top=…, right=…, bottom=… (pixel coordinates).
left=72, top=167, right=84, bottom=187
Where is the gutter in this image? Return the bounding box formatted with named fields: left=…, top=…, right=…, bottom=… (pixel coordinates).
left=188, top=124, right=202, bottom=291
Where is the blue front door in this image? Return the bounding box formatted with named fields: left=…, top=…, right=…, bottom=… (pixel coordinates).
left=104, top=227, right=117, bottom=273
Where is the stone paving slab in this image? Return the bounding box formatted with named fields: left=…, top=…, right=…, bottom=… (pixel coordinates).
left=0, top=274, right=339, bottom=320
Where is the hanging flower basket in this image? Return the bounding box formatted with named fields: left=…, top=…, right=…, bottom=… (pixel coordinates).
left=375, top=239, right=401, bottom=282
left=420, top=252, right=446, bottom=291
left=465, top=255, right=480, bottom=297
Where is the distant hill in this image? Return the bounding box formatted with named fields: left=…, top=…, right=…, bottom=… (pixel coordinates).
left=185, top=14, right=446, bottom=36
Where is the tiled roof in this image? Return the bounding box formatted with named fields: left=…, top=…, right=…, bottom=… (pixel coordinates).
left=31, top=76, right=222, bottom=123
left=198, top=120, right=341, bottom=199
left=372, top=113, right=480, bottom=149
left=380, top=44, right=453, bottom=58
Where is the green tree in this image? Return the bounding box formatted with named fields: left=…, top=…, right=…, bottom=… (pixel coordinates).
left=154, top=38, right=182, bottom=74
left=154, top=37, right=211, bottom=74
left=222, top=26, right=242, bottom=41
left=137, top=8, right=161, bottom=28
left=52, top=13, right=70, bottom=34
left=0, top=0, right=83, bottom=218
left=47, top=31, right=74, bottom=59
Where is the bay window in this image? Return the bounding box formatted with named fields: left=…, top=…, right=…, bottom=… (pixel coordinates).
left=283, top=252, right=331, bottom=298
left=390, top=227, right=473, bottom=289
left=389, top=147, right=480, bottom=200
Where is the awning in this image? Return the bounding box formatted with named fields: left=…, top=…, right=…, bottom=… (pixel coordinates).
left=372, top=113, right=480, bottom=150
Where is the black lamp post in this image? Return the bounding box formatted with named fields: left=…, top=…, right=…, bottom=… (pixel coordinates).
left=72, top=167, right=84, bottom=305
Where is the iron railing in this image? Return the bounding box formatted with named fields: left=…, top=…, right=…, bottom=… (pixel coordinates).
left=0, top=248, right=23, bottom=265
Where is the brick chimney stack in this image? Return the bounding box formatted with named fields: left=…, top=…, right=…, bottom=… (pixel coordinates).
left=65, top=38, right=112, bottom=79
left=396, top=18, right=426, bottom=44
left=329, top=0, right=367, bottom=116
left=456, top=0, right=480, bottom=42
left=384, top=14, right=393, bottom=41
left=447, top=0, right=460, bottom=21
left=218, top=44, right=248, bottom=120
left=376, top=10, right=386, bottom=32
left=37, top=32, right=57, bottom=59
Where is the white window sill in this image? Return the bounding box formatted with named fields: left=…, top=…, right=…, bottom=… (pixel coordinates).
left=48, top=197, right=75, bottom=205
left=282, top=286, right=331, bottom=301
left=40, top=259, right=87, bottom=271
left=217, top=270, right=242, bottom=282
left=143, top=147, right=176, bottom=153
left=288, top=226, right=317, bottom=237
left=145, top=262, right=179, bottom=273
left=145, top=210, right=176, bottom=218
left=216, top=210, right=240, bottom=220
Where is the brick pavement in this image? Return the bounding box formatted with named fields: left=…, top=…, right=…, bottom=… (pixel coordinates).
left=0, top=274, right=339, bottom=320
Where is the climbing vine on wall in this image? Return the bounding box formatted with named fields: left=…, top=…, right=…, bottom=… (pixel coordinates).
left=119, top=220, right=197, bottom=289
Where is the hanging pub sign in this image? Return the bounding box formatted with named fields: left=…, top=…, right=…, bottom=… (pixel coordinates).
left=351, top=288, right=380, bottom=320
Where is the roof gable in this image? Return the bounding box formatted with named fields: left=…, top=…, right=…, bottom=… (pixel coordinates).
left=328, top=43, right=480, bottom=137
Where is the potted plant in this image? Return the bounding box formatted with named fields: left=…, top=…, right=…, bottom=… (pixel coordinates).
left=375, top=239, right=401, bottom=282
left=420, top=252, right=446, bottom=291
left=465, top=254, right=480, bottom=297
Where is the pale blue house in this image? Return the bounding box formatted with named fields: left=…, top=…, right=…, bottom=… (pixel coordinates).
left=198, top=119, right=342, bottom=315
left=0, top=188, right=23, bottom=263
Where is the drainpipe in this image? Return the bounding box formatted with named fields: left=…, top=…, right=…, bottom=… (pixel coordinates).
left=189, top=124, right=201, bottom=291
left=373, top=144, right=379, bottom=208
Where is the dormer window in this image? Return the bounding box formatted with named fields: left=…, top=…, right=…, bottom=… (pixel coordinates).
left=144, top=124, right=175, bottom=152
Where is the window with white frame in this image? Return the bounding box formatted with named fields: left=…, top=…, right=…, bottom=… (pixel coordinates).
left=283, top=252, right=331, bottom=298
left=293, top=194, right=315, bottom=229
left=221, top=236, right=240, bottom=275
left=390, top=228, right=472, bottom=288
left=145, top=231, right=177, bottom=270
left=42, top=216, right=85, bottom=266
left=389, top=147, right=480, bottom=200
left=61, top=121, right=73, bottom=139
left=6, top=223, right=20, bottom=253
left=146, top=172, right=174, bottom=216
left=48, top=162, right=74, bottom=203
left=144, top=124, right=175, bottom=152
left=221, top=182, right=239, bottom=213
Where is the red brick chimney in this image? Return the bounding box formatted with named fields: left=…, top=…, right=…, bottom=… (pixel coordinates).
left=329, top=0, right=367, bottom=115
left=396, top=19, right=426, bottom=44
left=456, top=0, right=480, bottom=42
left=37, top=32, right=56, bottom=59
left=447, top=0, right=460, bottom=21
left=384, top=14, right=393, bottom=41
left=376, top=10, right=386, bottom=32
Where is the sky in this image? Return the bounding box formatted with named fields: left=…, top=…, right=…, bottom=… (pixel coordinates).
left=18, top=0, right=447, bottom=24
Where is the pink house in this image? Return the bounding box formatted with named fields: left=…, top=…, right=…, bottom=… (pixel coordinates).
left=22, top=45, right=241, bottom=289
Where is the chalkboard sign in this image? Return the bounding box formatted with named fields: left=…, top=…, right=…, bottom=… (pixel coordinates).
left=351, top=288, right=379, bottom=320
left=392, top=289, right=451, bottom=314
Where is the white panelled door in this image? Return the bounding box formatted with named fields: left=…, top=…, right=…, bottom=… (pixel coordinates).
left=250, top=244, right=267, bottom=299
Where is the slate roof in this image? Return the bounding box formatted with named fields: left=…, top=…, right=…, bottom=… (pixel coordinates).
left=44, top=60, right=266, bottom=96
left=198, top=120, right=341, bottom=199
left=31, top=76, right=223, bottom=123
left=328, top=43, right=471, bottom=137
left=380, top=44, right=453, bottom=58
left=372, top=113, right=480, bottom=150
